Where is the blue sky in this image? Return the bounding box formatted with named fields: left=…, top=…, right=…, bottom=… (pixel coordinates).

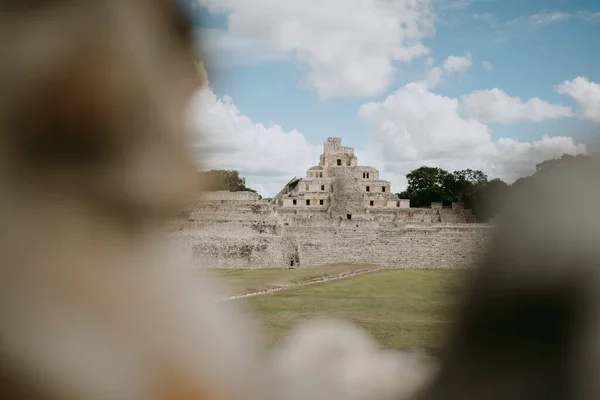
left=184, top=0, right=599, bottom=196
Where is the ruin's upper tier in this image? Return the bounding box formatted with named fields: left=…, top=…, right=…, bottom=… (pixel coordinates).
left=305, top=166, right=379, bottom=181
left=320, top=137, right=358, bottom=167
left=324, top=137, right=354, bottom=154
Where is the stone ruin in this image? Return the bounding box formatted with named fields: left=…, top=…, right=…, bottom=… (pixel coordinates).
left=273, top=137, right=476, bottom=223
left=173, top=138, right=493, bottom=269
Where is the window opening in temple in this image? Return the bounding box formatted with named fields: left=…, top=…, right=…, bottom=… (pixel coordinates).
left=293, top=199, right=297, bottom=205
left=366, top=186, right=370, bottom=192
left=396, top=201, right=400, bottom=207
left=370, top=200, right=374, bottom=206
left=382, top=186, right=386, bottom=192
left=306, top=199, right=310, bottom=206
left=362, top=172, right=365, bottom=178
left=347, top=214, right=352, bottom=220
left=319, top=199, right=324, bottom=205
left=337, top=159, right=342, bottom=166
left=366, top=172, right=370, bottom=179
left=321, top=185, right=325, bottom=191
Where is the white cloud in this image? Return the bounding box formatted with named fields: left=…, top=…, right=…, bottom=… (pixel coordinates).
left=425, top=66, right=445, bottom=88
left=442, top=51, right=472, bottom=73
left=482, top=60, right=492, bottom=71
left=472, top=13, right=493, bottom=22
left=186, top=70, right=320, bottom=197
left=459, top=88, right=574, bottom=124
left=194, top=0, right=435, bottom=99
left=529, top=11, right=570, bottom=26
left=438, top=0, right=475, bottom=11
left=509, top=11, right=600, bottom=27
left=359, top=83, right=586, bottom=190
left=556, top=77, right=600, bottom=125
left=197, top=28, right=292, bottom=67
left=424, top=52, right=472, bottom=88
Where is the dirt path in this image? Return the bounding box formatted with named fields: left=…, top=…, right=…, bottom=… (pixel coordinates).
left=222, top=266, right=383, bottom=301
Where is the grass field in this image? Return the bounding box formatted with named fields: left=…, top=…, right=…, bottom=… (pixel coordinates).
left=234, top=268, right=467, bottom=353
left=210, top=263, right=376, bottom=295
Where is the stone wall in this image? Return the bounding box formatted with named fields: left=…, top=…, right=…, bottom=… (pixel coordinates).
left=439, top=208, right=466, bottom=223
left=174, top=193, right=493, bottom=270
left=197, top=190, right=261, bottom=201
left=289, top=224, right=491, bottom=269
left=182, top=201, right=270, bottom=224
left=177, top=223, right=285, bottom=269
left=174, top=217, right=493, bottom=270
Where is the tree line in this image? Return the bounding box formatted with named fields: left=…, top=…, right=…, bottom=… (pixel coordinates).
left=197, top=169, right=257, bottom=193
left=397, top=154, right=592, bottom=221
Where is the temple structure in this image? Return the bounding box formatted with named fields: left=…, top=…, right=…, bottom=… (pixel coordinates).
left=174, top=137, right=484, bottom=269
left=272, top=137, right=410, bottom=221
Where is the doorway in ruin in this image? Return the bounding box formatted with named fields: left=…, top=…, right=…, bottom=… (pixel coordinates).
left=281, top=236, right=300, bottom=269
left=289, top=253, right=299, bottom=269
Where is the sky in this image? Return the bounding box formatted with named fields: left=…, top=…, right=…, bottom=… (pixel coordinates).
left=182, top=0, right=600, bottom=197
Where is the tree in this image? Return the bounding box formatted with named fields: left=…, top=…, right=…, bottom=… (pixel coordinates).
left=453, top=169, right=488, bottom=187
left=404, top=166, right=454, bottom=207
left=510, top=176, right=533, bottom=193
left=471, top=178, right=510, bottom=222
left=472, top=153, right=591, bottom=221
left=398, top=153, right=591, bottom=221
left=509, top=153, right=591, bottom=198
left=402, top=166, right=490, bottom=208
left=401, top=166, right=501, bottom=221
left=396, top=190, right=409, bottom=199
left=450, top=169, right=489, bottom=210
left=197, top=169, right=257, bottom=193
left=534, top=154, right=591, bottom=177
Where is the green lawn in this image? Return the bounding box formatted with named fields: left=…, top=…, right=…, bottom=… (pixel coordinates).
left=239, top=269, right=467, bottom=353
left=209, top=263, right=376, bottom=295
